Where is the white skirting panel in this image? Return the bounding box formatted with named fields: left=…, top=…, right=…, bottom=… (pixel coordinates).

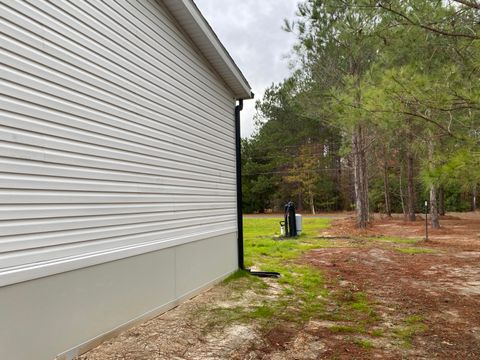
left=0, top=233, right=237, bottom=360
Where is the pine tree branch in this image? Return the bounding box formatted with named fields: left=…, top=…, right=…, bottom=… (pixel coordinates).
left=377, top=3, right=479, bottom=40
left=453, top=0, right=480, bottom=10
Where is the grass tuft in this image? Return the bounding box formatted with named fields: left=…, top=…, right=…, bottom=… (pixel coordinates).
left=248, top=304, right=276, bottom=320
left=330, top=325, right=361, bottom=333
left=354, top=338, right=375, bottom=349
left=222, top=269, right=250, bottom=284
left=393, top=314, right=428, bottom=347
left=396, top=247, right=436, bottom=255
left=370, top=236, right=420, bottom=244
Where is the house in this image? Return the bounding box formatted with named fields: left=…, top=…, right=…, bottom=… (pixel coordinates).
left=0, top=1, right=252, bottom=359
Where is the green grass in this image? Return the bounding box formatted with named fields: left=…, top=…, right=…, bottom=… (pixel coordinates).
left=198, top=298, right=277, bottom=332
left=348, top=292, right=379, bottom=319
left=200, top=217, right=384, bottom=343
left=241, top=217, right=385, bottom=327
left=370, top=236, right=420, bottom=244
left=405, top=314, right=424, bottom=324
left=222, top=269, right=250, bottom=284
left=354, top=338, right=375, bottom=349
left=393, top=314, right=428, bottom=347
left=242, top=217, right=334, bottom=322
left=249, top=304, right=276, bottom=319
left=243, top=217, right=332, bottom=269
left=243, top=218, right=282, bottom=239
left=396, top=247, right=436, bottom=254
left=330, top=325, right=362, bottom=333
left=371, top=329, right=384, bottom=337
left=198, top=217, right=335, bottom=330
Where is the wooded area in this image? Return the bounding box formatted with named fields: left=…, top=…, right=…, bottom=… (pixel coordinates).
left=242, top=0, right=480, bottom=228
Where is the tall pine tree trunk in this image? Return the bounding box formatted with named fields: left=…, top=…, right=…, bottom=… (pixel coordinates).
left=428, top=137, right=440, bottom=229
left=405, top=118, right=416, bottom=221
left=334, top=154, right=343, bottom=210
left=438, top=187, right=445, bottom=216
left=399, top=164, right=406, bottom=218
left=352, top=124, right=369, bottom=228
left=472, top=185, right=477, bottom=212
left=297, top=193, right=303, bottom=213
left=309, top=192, right=316, bottom=215
left=430, top=186, right=440, bottom=228
left=406, top=154, right=416, bottom=221
left=383, top=159, right=391, bottom=217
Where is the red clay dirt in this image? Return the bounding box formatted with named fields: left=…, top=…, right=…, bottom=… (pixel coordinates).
left=304, top=213, right=480, bottom=359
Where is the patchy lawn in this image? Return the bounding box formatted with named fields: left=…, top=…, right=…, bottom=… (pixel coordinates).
left=80, top=214, right=480, bottom=359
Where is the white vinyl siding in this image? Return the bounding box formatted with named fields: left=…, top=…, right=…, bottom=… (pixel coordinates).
left=0, top=0, right=238, bottom=287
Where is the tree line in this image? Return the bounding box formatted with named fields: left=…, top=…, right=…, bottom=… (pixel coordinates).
left=242, top=0, right=480, bottom=228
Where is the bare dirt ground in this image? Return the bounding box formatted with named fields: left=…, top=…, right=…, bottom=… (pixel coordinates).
left=79, top=213, right=480, bottom=360
left=302, top=212, right=480, bottom=359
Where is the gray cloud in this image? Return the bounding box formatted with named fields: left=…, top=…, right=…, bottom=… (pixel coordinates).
left=194, top=0, right=299, bottom=137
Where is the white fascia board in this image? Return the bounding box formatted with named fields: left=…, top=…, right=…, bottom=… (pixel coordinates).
left=163, top=0, right=253, bottom=100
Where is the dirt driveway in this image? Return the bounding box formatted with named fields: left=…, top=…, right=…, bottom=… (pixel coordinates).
left=79, top=213, right=480, bottom=359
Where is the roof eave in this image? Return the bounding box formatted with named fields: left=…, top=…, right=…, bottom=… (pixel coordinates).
left=163, top=0, right=253, bottom=100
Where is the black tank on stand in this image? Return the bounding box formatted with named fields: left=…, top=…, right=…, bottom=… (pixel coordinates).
left=284, top=201, right=297, bottom=237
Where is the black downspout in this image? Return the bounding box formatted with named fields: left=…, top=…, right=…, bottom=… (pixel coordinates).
left=234, top=99, right=245, bottom=270
left=235, top=99, right=280, bottom=278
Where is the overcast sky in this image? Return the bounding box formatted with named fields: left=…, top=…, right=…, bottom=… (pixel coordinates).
left=194, top=0, right=299, bottom=138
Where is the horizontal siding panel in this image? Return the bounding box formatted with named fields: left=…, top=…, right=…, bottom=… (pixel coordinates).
left=0, top=203, right=236, bottom=221
left=0, top=158, right=234, bottom=190
left=0, top=124, right=235, bottom=179
left=0, top=104, right=234, bottom=173
left=0, top=40, right=234, bottom=144
left=1, top=3, right=235, bottom=138
left=47, top=0, right=234, bottom=113
left=0, top=145, right=235, bottom=185
left=87, top=0, right=231, bottom=105
left=0, top=174, right=235, bottom=196
left=0, top=0, right=240, bottom=286
left=0, top=42, right=233, bottom=160
left=0, top=209, right=235, bottom=237
left=0, top=191, right=234, bottom=204
left=0, top=214, right=236, bottom=252
left=1, top=64, right=234, bottom=154
left=0, top=83, right=234, bottom=161
left=53, top=0, right=234, bottom=108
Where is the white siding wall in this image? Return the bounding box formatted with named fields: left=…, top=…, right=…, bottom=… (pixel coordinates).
left=0, top=0, right=238, bottom=287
